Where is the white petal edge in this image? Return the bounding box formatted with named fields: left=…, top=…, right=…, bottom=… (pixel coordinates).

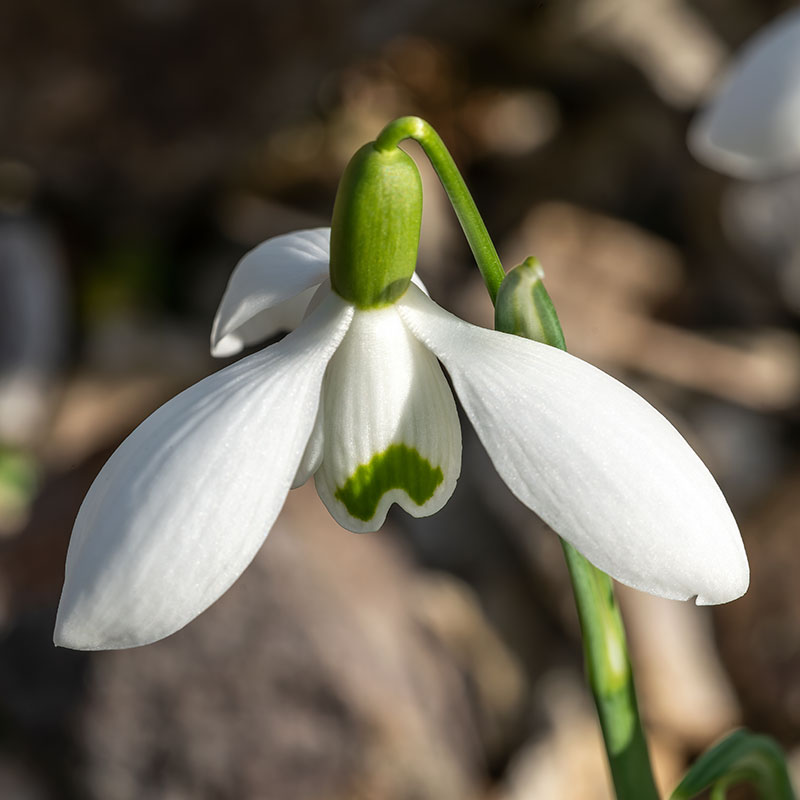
left=211, top=228, right=331, bottom=357
left=398, top=284, right=749, bottom=605
left=688, top=8, right=800, bottom=179
left=410, top=271, right=430, bottom=297
left=56, top=292, right=354, bottom=650
left=314, top=304, right=461, bottom=533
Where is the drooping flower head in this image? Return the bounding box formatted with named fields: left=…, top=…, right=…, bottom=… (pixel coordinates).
left=55, top=126, right=749, bottom=651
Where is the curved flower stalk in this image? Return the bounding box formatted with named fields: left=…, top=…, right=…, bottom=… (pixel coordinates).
left=55, top=222, right=749, bottom=651
left=689, top=7, right=800, bottom=178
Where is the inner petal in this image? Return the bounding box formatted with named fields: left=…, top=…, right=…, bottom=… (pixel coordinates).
left=334, top=443, right=444, bottom=521
left=315, top=304, right=461, bottom=533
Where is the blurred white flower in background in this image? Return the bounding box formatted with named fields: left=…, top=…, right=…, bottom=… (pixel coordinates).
left=689, top=7, right=800, bottom=179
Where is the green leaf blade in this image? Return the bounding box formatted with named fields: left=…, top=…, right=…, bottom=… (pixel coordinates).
left=671, top=729, right=796, bottom=800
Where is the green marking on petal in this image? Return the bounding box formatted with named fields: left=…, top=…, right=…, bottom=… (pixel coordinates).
left=335, top=444, right=444, bottom=522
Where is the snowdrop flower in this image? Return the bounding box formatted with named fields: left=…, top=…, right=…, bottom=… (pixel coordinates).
left=689, top=7, right=800, bottom=179
left=55, top=141, right=749, bottom=651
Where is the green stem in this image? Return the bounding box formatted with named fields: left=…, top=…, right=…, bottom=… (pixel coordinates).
left=374, top=116, right=506, bottom=302
left=561, top=541, right=660, bottom=799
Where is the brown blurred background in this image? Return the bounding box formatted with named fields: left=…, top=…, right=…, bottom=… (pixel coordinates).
left=1, top=0, right=800, bottom=797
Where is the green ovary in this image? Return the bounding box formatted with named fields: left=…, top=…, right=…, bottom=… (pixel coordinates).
left=335, top=444, right=444, bottom=521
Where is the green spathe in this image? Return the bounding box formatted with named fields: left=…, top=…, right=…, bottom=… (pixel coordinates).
left=335, top=443, right=443, bottom=521
left=329, top=143, right=423, bottom=309
left=494, top=257, right=566, bottom=349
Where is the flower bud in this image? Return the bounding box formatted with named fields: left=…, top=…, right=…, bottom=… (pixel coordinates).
left=494, top=257, right=566, bottom=350
left=329, top=143, right=423, bottom=309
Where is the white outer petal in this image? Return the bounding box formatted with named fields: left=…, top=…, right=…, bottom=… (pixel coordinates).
left=315, top=304, right=461, bottom=533
left=398, top=285, right=749, bottom=605
left=689, top=8, right=800, bottom=179
left=56, top=292, right=354, bottom=650
left=211, top=228, right=330, bottom=357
